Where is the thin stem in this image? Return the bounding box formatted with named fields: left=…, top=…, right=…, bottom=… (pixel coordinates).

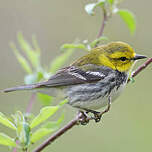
left=13, top=140, right=19, bottom=152
left=13, top=147, right=17, bottom=152
left=26, top=93, right=36, bottom=113
left=33, top=58, right=151, bottom=152
left=128, top=58, right=152, bottom=83
left=33, top=113, right=82, bottom=152
left=97, top=8, right=108, bottom=38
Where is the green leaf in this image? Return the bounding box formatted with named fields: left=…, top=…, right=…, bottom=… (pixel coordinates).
left=90, top=36, right=109, bottom=48
left=0, top=133, right=16, bottom=147
left=0, top=112, right=16, bottom=130
left=10, top=43, right=32, bottom=74
left=117, top=9, right=136, bottom=34
left=14, top=112, right=31, bottom=148
left=31, top=114, right=64, bottom=143
left=59, top=99, right=68, bottom=106
left=24, top=72, right=43, bottom=85
left=107, top=0, right=114, bottom=5
left=32, top=35, right=41, bottom=54
left=85, top=1, right=105, bottom=15
left=49, top=48, right=74, bottom=73
left=61, top=43, right=87, bottom=51
left=130, top=77, right=135, bottom=83
left=42, top=113, right=64, bottom=130
left=31, top=128, right=54, bottom=144
left=30, top=106, right=59, bottom=129
left=22, top=122, right=31, bottom=147
left=37, top=93, right=53, bottom=106
left=129, top=77, right=135, bottom=83
left=13, top=111, right=24, bottom=137
left=14, top=112, right=23, bottom=135
left=17, top=32, right=40, bottom=69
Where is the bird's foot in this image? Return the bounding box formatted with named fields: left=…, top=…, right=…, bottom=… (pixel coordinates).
left=85, top=110, right=101, bottom=123
left=92, top=112, right=102, bottom=123
left=84, top=96, right=112, bottom=123
left=78, top=111, right=90, bottom=125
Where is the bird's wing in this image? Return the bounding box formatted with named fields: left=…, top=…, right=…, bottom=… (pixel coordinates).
left=3, top=64, right=112, bottom=92
left=40, top=64, right=111, bottom=87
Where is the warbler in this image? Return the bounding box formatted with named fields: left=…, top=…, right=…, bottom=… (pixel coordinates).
left=3, top=41, right=146, bottom=122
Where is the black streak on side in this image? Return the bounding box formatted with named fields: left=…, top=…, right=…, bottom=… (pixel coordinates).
left=115, top=70, right=127, bottom=90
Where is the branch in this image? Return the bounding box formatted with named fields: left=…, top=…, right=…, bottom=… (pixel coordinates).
left=33, top=113, right=83, bottom=152
left=26, top=93, right=36, bottom=113
left=128, top=58, right=152, bottom=83
left=97, top=8, right=108, bottom=38
left=33, top=58, right=152, bottom=152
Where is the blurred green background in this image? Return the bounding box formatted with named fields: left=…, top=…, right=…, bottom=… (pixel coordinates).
left=0, top=0, right=151, bottom=151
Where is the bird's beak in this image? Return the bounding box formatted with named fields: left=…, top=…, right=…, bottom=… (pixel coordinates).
left=132, top=54, right=147, bottom=60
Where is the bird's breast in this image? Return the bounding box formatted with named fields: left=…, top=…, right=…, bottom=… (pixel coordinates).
left=66, top=71, right=128, bottom=110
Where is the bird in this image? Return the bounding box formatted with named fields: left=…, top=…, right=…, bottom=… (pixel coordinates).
left=2, top=41, right=147, bottom=123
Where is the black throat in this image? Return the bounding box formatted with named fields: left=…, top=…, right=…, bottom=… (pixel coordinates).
left=115, top=70, right=128, bottom=90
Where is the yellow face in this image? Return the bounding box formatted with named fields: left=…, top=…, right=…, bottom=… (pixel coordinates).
left=108, top=52, right=135, bottom=72
left=99, top=42, right=146, bottom=72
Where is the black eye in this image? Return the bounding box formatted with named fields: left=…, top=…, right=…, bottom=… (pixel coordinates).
left=119, top=57, right=127, bottom=61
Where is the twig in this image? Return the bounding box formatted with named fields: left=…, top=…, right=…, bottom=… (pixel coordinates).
left=128, top=58, right=152, bottom=83
left=32, top=53, right=152, bottom=152
left=131, top=58, right=152, bottom=78
left=97, top=8, right=108, bottom=38
left=26, top=93, right=36, bottom=113
left=33, top=113, right=83, bottom=152
left=13, top=147, right=17, bottom=152
left=13, top=140, right=19, bottom=152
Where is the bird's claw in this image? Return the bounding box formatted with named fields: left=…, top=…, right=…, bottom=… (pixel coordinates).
left=78, top=111, right=90, bottom=125
left=89, top=111, right=102, bottom=123
left=93, top=113, right=102, bottom=123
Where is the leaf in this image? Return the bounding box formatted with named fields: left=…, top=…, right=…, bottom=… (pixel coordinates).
left=24, top=72, right=43, bottom=85
left=10, top=43, right=32, bottom=74
left=32, top=35, right=41, bottom=53
left=30, top=106, right=59, bottom=129
left=61, top=43, right=87, bottom=51
left=31, top=114, right=64, bottom=143
left=31, top=128, right=54, bottom=144
left=17, top=32, right=40, bottom=69
left=22, top=122, right=31, bottom=147
left=0, top=133, right=16, bottom=147
left=107, top=0, right=114, bottom=5
left=14, top=111, right=24, bottom=136
left=85, top=1, right=105, bottom=15
left=59, top=99, right=68, bottom=106
left=42, top=113, right=64, bottom=130
left=117, top=9, right=136, bottom=34
left=90, top=36, right=109, bottom=48
left=37, top=93, right=53, bottom=106
left=14, top=112, right=31, bottom=148
left=130, top=77, right=135, bottom=83
left=85, top=3, right=97, bottom=15
left=49, top=48, right=74, bottom=73
left=0, top=112, right=16, bottom=130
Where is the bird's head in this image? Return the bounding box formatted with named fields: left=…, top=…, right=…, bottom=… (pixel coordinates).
left=98, top=41, right=147, bottom=72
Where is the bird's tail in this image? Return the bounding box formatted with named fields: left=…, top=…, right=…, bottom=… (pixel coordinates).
left=2, top=83, right=42, bottom=93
